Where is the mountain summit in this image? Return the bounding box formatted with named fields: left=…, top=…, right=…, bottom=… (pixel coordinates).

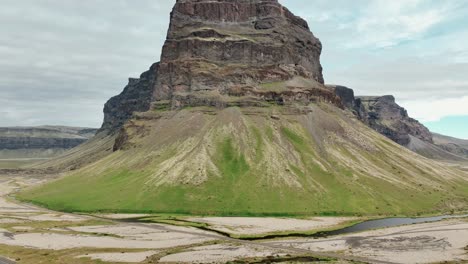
left=22, top=0, right=468, bottom=216
left=101, top=0, right=334, bottom=132
left=157, top=0, right=325, bottom=102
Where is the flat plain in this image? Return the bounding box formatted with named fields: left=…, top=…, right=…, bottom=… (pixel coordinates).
left=1, top=170, right=467, bottom=264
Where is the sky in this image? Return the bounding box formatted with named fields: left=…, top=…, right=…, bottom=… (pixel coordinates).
left=0, top=0, right=467, bottom=139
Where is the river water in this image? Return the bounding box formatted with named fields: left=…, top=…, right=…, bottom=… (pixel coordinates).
left=324, top=214, right=468, bottom=236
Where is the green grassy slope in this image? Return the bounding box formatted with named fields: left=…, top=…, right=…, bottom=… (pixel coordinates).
left=18, top=105, right=468, bottom=216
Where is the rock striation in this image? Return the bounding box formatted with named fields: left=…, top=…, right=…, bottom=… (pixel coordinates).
left=100, top=63, right=159, bottom=132
left=328, top=85, right=357, bottom=109
left=356, top=95, right=433, bottom=146
left=329, top=85, right=433, bottom=147
left=156, top=0, right=324, bottom=101
left=99, top=0, right=450, bottom=163
left=100, top=0, right=336, bottom=132
left=0, top=126, right=97, bottom=150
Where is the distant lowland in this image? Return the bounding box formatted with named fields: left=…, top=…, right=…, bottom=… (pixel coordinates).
left=0, top=126, right=97, bottom=169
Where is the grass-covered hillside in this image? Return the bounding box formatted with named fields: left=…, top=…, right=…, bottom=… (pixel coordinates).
left=18, top=104, right=468, bottom=216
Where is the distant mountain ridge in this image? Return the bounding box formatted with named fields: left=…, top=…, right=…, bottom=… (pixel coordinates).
left=0, top=126, right=97, bottom=165
left=0, top=126, right=96, bottom=150
left=330, top=85, right=468, bottom=163
left=432, top=133, right=468, bottom=159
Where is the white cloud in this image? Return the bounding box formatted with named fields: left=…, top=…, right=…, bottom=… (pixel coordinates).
left=1, top=0, right=467, bottom=130
left=401, top=96, right=468, bottom=122
left=348, top=1, right=447, bottom=48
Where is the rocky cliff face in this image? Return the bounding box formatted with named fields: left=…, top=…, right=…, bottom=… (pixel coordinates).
left=331, top=85, right=468, bottom=162
left=99, top=0, right=438, bottom=159
left=328, top=85, right=357, bottom=109
left=329, top=85, right=433, bottom=147
left=0, top=126, right=97, bottom=150
left=101, top=0, right=336, bottom=132
left=156, top=0, right=324, bottom=103
left=356, top=95, right=433, bottom=146
left=100, top=63, right=159, bottom=132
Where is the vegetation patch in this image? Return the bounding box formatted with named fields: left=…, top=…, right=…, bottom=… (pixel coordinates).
left=259, top=81, right=287, bottom=92
left=17, top=107, right=468, bottom=216
left=216, top=137, right=250, bottom=180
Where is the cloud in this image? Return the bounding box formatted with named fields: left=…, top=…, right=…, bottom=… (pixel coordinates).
left=402, top=96, right=468, bottom=122
left=284, top=0, right=460, bottom=49
left=0, top=0, right=173, bottom=127
left=288, top=0, right=468, bottom=124
left=352, top=6, right=444, bottom=48
left=0, top=0, right=467, bottom=132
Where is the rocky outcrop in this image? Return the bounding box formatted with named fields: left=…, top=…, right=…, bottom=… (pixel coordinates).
left=330, top=85, right=468, bottom=161
left=0, top=126, right=97, bottom=150
left=100, top=0, right=333, bottom=134
left=100, top=63, right=159, bottom=132
left=328, top=85, right=358, bottom=110
left=156, top=0, right=324, bottom=105
left=356, top=96, right=433, bottom=146
left=329, top=85, right=433, bottom=147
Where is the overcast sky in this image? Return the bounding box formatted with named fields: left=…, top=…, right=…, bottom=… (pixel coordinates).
left=1, top=0, right=467, bottom=138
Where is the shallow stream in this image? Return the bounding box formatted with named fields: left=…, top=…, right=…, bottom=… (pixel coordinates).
left=324, top=214, right=468, bottom=236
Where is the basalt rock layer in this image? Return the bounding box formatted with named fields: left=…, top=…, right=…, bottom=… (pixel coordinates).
left=156, top=0, right=324, bottom=100
left=0, top=126, right=97, bottom=162
left=356, top=95, right=433, bottom=146
left=100, top=63, right=159, bottom=132
left=100, top=0, right=332, bottom=132
left=0, top=127, right=96, bottom=150
left=330, top=85, right=468, bottom=161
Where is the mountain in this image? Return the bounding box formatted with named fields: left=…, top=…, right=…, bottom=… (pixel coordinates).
left=0, top=126, right=97, bottom=168
left=99, top=0, right=327, bottom=134
left=20, top=0, right=468, bottom=216
left=330, top=85, right=468, bottom=163
left=355, top=95, right=433, bottom=146
left=432, top=133, right=468, bottom=159
left=329, top=85, right=433, bottom=148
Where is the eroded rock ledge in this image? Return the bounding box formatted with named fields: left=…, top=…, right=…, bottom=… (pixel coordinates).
left=100, top=0, right=331, bottom=133
left=329, top=85, right=433, bottom=147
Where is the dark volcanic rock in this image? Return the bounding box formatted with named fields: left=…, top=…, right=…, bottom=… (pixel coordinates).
left=328, top=85, right=356, bottom=109
left=101, top=0, right=336, bottom=133
left=155, top=0, right=325, bottom=105
left=100, top=63, right=159, bottom=132
left=329, top=85, right=468, bottom=161
left=356, top=95, right=433, bottom=146
left=328, top=85, right=434, bottom=148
